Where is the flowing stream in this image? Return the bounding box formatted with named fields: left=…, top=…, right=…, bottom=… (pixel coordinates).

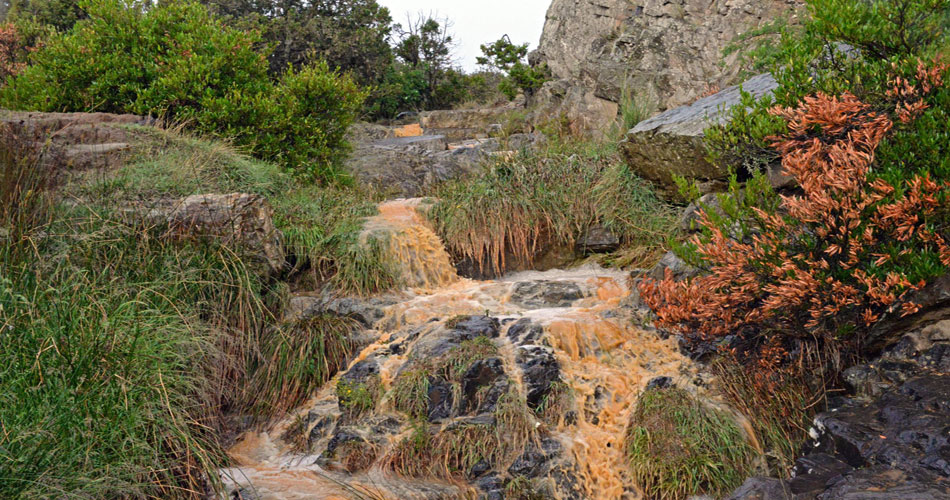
left=220, top=199, right=697, bottom=500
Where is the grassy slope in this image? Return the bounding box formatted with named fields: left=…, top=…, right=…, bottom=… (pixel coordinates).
left=0, top=126, right=381, bottom=498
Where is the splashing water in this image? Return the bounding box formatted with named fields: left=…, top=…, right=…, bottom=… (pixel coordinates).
left=221, top=200, right=697, bottom=499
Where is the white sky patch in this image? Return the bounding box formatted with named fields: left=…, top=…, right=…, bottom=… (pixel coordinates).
left=378, top=0, right=550, bottom=72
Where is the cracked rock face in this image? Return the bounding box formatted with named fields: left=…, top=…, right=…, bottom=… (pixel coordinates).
left=533, top=0, right=800, bottom=134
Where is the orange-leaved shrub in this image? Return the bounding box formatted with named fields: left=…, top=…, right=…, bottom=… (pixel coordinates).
left=0, top=23, right=27, bottom=81
left=640, top=59, right=950, bottom=365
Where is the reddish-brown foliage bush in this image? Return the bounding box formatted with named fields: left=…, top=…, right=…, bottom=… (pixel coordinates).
left=640, top=59, right=950, bottom=364
left=0, top=23, right=27, bottom=81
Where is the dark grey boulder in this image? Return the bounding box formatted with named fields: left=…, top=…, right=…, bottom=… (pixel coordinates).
left=507, top=318, right=545, bottom=345
left=516, top=346, right=561, bottom=409
left=510, top=280, right=585, bottom=308
left=648, top=251, right=699, bottom=281
left=725, top=476, right=793, bottom=500
left=621, top=73, right=778, bottom=198
left=818, top=465, right=950, bottom=499
left=576, top=224, right=621, bottom=254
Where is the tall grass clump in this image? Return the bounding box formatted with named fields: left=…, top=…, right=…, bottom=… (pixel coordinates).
left=625, top=388, right=757, bottom=500
left=0, top=212, right=268, bottom=498
left=611, top=85, right=657, bottom=139
left=429, top=139, right=677, bottom=276
left=249, top=314, right=357, bottom=416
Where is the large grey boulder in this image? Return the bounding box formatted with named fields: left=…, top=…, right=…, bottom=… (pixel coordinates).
left=533, top=0, right=800, bottom=135
left=420, top=108, right=523, bottom=141
left=151, top=193, right=284, bottom=276
left=620, top=73, right=778, bottom=197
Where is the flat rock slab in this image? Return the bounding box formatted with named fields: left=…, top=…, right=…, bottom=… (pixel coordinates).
left=373, top=135, right=447, bottom=152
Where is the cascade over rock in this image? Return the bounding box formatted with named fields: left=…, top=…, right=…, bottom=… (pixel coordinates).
left=219, top=201, right=703, bottom=499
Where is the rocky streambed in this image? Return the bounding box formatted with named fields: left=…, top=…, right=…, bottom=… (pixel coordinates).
left=220, top=200, right=699, bottom=499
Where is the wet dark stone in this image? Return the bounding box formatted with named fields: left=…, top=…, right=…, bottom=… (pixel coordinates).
left=469, top=459, right=492, bottom=479
left=510, top=280, right=585, bottom=308
left=475, top=378, right=511, bottom=414
left=339, top=358, right=379, bottom=385
left=450, top=315, right=501, bottom=340
left=817, top=465, right=950, bottom=499
left=475, top=473, right=504, bottom=500
left=724, top=476, right=792, bottom=500
left=508, top=448, right=548, bottom=478
left=576, top=224, right=620, bottom=254
left=427, top=378, right=455, bottom=422
left=843, top=364, right=891, bottom=398
left=323, top=428, right=363, bottom=456
left=645, top=376, right=674, bottom=391
left=507, top=318, right=544, bottom=345
left=789, top=453, right=853, bottom=496
left=412, top=316, right=501, bottom=360
left=370, top=416, right=402, bottom=435
left=920, top=343, right=950, bottom=371
left=307, top=414, right=335, bottom=445
left=231, top=487, right=262, bottom=500
left=877, top=360, right=918, bottom=384
left=462, top=357, right=508, bottom=413
left=516, top=345, right=561, bottom=409
left=811, top=373, right=950, bottom=475
left=648, top=250, right=699, bottom=281
left=564, top=410, right=578, bottom=426
left=462, top=358, right=506, bottom=400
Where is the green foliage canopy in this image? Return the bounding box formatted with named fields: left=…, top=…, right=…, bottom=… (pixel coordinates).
left=0, top=0, right=365, bottom=183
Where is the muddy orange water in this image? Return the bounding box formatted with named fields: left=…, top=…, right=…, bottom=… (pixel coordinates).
left=221, top=199, right=696, bottom=499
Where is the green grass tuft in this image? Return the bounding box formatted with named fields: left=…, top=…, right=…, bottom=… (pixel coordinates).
left=625, top=388, right=757, bottom=500
left=429, top=138, right=677, bottom=276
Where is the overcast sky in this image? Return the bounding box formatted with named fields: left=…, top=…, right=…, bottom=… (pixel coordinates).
left=378, top=0, right=551, bottom=72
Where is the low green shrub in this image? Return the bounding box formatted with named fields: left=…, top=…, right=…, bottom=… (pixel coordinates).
left=706, top=0, right=950, bottom=174
left=625, top=388, right=757, bottom=500
left=477, top=35, right=549, bottom=100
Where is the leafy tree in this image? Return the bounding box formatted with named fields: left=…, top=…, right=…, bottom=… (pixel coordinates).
left=392, top=13, right=458, bottom=108
left=204, top=0, right=393, bottom=84
left=477, top=35, right=549, bottom=100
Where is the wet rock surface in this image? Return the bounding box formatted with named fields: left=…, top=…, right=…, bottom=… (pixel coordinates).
left=534, top=0, right=798, bottom=134
left=1, top=110, right=154, bottom=172
left=729, top=318, right=950, bottom=500
left=346, top=117, right=545, bottom=197
left=510, top=280, right=585, bottom=308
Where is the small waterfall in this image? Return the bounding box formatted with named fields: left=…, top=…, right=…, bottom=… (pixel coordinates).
left=361, top=198, right=459, bottom=290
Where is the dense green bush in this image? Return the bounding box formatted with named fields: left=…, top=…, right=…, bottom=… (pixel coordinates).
left=1, top=0, right=364, bottom=183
